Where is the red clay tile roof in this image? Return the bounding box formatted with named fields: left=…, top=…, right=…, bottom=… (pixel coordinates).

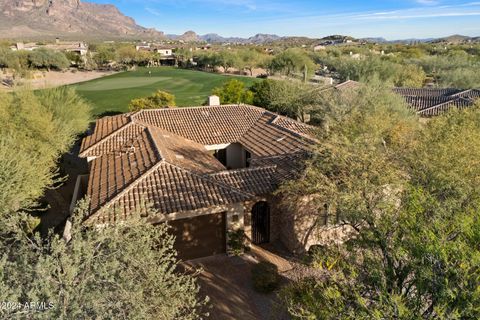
left=239, top=112, right=314, bottom=157
left=84, top=126, right=248, bottom=224
left=81, top=104, right=316, bottom=224
left=393, top=87, right=461, bottom=97
left=131, top=105, right=265, bottom=145
left=80, top=122, right=146, bottom=157
left=147, top=126, right=226, bottom=174
left=80, top=105, right=316, bottom=158
left=86, top=128, right=161, bottom=216
left=86, top=162, right=251, bottom=225
left=80, top=114, right=131, bottom=155
left=250, top=152, right=309, bottom=183
left=393, top=87, right=480, bottom=117
left=209, top=166, right=277, bottom=196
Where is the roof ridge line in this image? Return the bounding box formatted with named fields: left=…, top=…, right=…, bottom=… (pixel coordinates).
left=417, top=97, right=464, bottom=113
left=270, top=114, right=318, bottom=141
left=80, top=115, right=143, bottom=157
left=84, top=160, right=166, bottom=224
left=209, top=165, right=277, bottom=176
left=143, top=125, right=164, bottom=160
left=131, top=104, right=241, bottom=112
left=253, top=151, right=310, bottom=160
left=449, top=89, right=473, bottom=98
left=165, top=162, right=256, bottom=199
left=266, top=114, right=319, bottom=143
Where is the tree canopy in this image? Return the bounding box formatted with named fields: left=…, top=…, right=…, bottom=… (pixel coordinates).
left=211, top=79, right=254, bottom=104
left=0, top=201, right=206, bottom=319
left=129, top=90, right=176, bottom=112
left=0, top=88, right=91, bottom=217
left=268, top=48, right=316, bottom=79
left=278, top=83, right=480, bottom=319
left=0, top=88, right=206, bottom=319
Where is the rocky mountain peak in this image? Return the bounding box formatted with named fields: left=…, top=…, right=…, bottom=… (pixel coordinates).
left=0, top=0, right=165, bottom=39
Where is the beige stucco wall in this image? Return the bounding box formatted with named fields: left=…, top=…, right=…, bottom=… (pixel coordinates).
left=226, top=143, right=247, bottom=169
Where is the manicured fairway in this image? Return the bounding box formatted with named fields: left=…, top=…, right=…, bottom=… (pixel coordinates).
left=72, top=67, right=260, bottom=116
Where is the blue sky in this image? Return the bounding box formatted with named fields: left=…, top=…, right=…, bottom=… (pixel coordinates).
left=90, top=0, right=480, bottom=39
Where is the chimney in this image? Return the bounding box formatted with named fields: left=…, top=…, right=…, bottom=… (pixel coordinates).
left=208, top=95, right=220, bottom=106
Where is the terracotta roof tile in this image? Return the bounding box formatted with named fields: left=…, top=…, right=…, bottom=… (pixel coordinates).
left=80, top=114, right=131, bottom=154
left=80, top=122, right=146, bottom=157
left=250, top=152, right=309, bottom=183
left=209, top=166, right=277, bottom=196
left=394, top=87, right=480, bottom=117
left=393, top=88, right=461, bottom=97
left=131, top=105, right=265, bottom=145
left=81, top=104, right=316, bottom=224
left=86, top=162, right=250, bottom=225
left=87, top=129, right=161, bottom=215
left=239, top=112, right=314, bottom=157
left=147, top=126, right=225, bottom=174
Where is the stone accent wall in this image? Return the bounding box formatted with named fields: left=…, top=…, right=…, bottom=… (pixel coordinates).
left=272, top=195, right=354, bottom=254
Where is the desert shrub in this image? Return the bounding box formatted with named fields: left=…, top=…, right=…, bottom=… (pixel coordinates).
left=227, top=229, right=246, bottom=256
left=28, top=48, right=70, bottom=70
left=211, top=79, right=253, bottom=104
left=251, top=261, right=280, bottom=293
left=129, top=90, right=176, bottom=111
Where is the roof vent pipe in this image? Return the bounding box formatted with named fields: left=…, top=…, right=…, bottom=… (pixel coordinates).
left=208, top=95, right=220, bottom=106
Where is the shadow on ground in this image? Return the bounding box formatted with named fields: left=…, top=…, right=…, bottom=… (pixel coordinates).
left=183, top=254, right=291, bottom=320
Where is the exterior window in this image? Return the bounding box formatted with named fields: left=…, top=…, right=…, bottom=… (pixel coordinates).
left=245, top=150, right=251, bottom=168
left=214, top=149, right=227, bottom=166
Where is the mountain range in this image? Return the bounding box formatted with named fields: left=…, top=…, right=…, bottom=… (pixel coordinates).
left=0, top=1, right=478, bottom=45
left=0, top=0, right=164, bottom=39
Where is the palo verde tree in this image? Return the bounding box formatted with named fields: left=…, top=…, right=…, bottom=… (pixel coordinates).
left=0, top=201, right=207, bottom=319
left=268, top=48, right=316, bottom=79
left=128, top=90, right=176, bottom=112
left=0, top=88, right=91, bottom=217
left=211, top=79, right=254, bottom=104
left=251, top=79, right=327, bottom=122
left=28, top=48, right=70, bottom=71
left=278, top=83, right=480, bottom=319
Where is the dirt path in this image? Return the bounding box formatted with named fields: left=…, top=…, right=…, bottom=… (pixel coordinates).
left=1, top=69, right=116, bottom=90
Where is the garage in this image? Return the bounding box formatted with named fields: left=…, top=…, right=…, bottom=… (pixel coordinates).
left=169, top=212, right=227, bottom=260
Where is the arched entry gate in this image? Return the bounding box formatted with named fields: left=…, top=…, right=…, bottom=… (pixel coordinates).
left=251, top=201, right=270, bottom=244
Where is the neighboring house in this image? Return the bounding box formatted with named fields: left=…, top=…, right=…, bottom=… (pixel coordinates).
left=74, top=103, right=318, bottom=259
left=11, top=42, right=38, bottom=51
left=135, top=42, right=151, bottom=51
left=394, top=87, right=480, bottom=117
left=326, top=82, right=480, bottom=117
left=44, top=42, right=88, bottom=56
left=12, top=41, right=88, bottom=56
left=153, top=47, right=173, bottom=56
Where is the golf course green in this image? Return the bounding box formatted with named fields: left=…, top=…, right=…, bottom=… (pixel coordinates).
left=72, top=67, right=260, bottom=116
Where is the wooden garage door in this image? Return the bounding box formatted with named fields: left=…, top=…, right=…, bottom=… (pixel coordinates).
left=169, top=212, right=226, bottom=260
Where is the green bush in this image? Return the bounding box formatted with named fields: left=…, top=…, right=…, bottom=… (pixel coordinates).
left=128, top=90, right=176, bottom=111
left=227, top=229, right=246, bottom=256
left=251, top=261, right=280, bottom=293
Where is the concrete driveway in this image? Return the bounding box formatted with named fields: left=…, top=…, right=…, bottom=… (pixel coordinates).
left=184, top=255, right=289, bottom=320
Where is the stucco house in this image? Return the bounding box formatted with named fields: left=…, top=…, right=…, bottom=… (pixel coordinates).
left=73, top=103, right=319, bottom=259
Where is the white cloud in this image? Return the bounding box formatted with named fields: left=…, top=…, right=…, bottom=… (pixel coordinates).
left=416, top=0, right=439, bottom=5
left=145, top=7, right=161, bottom=16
